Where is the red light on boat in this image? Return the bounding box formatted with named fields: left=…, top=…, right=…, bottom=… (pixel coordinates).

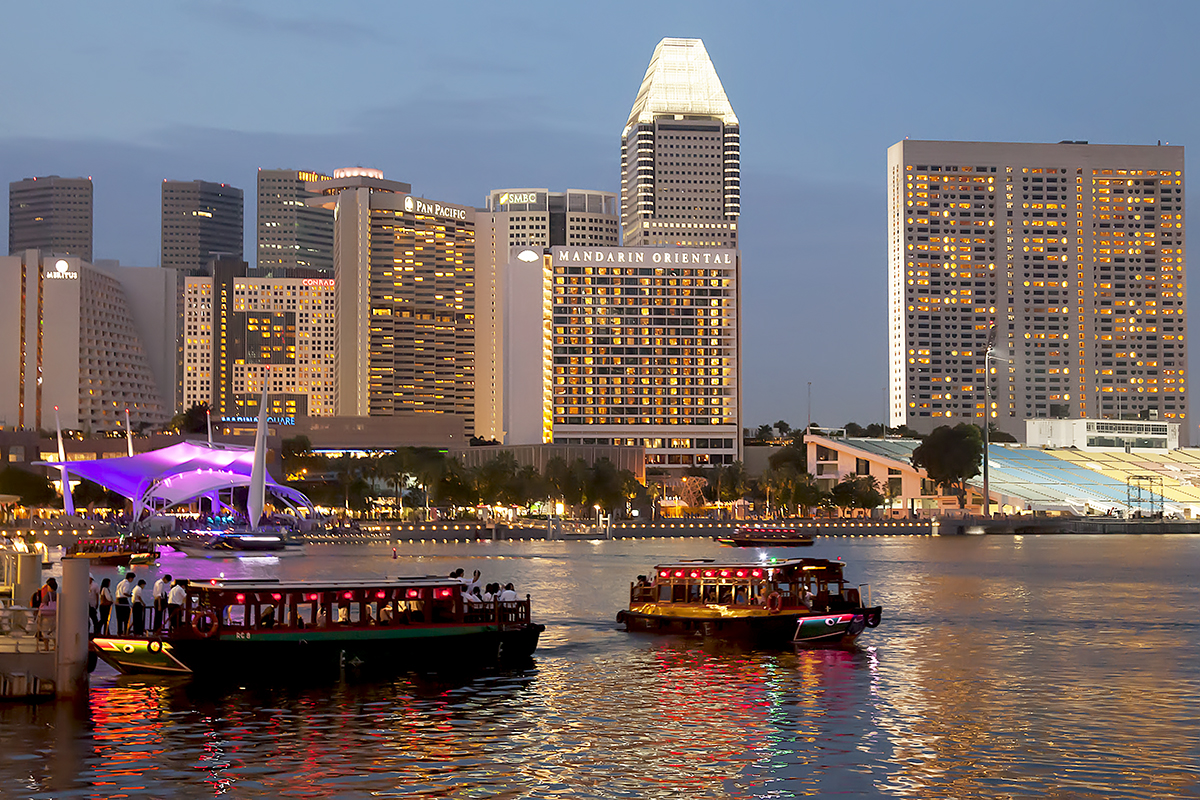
left=735, top=570, right=746, bottom=578
left=210, top=579, right=218, bottom=585
left=272, top=593, right=281, bottom=601
left=406, top=589, right=420, bottom=599
left=308, top=593, right=319, bottom=601
left=704, top=570, right=714, bottom=577
left=436, top=588, right=452, bottom=599
left=375, top=591, right=386, bottom=600
left=751, top=570, right=762, bottom=578
left=235, top=594, right=245, bottom=603
left=689, top=571, right=699, bottom=578
left=342, top=591, right=353, bottom=600
left=720, top=570, right=730, bottom=578
left=674, top=570, right=684, bottom=577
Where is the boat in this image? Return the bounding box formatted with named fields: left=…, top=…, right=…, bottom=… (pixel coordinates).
left=617, top=557, right=882, bottom=646
left=90, top=576, right=545, bottom=678
left=65, top=533, right=160, bottom=566
left=714, top=525, right=815, bottom=547
left=165, top=527, right=306, bottom=558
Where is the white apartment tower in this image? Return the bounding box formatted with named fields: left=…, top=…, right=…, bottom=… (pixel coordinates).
left=474, top=189, right=618, bottom=441
left=888, top=140, right=1187, bottom=442
left=621, top=38, right=740, bottom=248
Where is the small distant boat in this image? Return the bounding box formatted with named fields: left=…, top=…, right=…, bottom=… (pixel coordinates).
left=618, top=557, right=882, bottom=646
left=166, top=528, right=305, bottom=558
left=66, top=533, right=160, bottom=566
left=714, top=525, right=815, bottom=548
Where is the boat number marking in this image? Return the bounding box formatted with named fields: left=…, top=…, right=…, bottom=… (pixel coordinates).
left=234, top=632, right=251, bottom=640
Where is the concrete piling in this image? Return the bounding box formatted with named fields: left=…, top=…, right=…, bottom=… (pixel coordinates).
left=55, top=557, right=89, bottom=700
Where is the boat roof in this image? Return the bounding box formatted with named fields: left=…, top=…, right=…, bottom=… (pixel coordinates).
left=653, top=558, right=844, bottom=571
left=191, top=577, right=467, bottom=592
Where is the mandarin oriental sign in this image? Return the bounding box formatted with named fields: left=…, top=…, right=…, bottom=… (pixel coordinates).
left=553, top=248, right=735, bottom=265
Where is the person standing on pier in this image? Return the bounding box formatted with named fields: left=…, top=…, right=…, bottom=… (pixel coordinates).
left=35, top=578, right=57, bottom=642
left=152, top=574, right=172, bottom=632
left=114, top=572, right=135, bottom=635
left=88, top=576, right=101, bottom=636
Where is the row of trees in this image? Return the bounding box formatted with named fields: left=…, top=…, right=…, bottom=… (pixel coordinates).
left=284, top=441, right=645, bottom=519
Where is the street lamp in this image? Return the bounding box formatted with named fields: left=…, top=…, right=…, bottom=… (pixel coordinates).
left=982, top=324, right=1008, bottom=519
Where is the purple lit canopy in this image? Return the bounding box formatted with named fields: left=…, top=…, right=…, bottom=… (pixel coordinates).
left=39, top=440, right=312, bottom=512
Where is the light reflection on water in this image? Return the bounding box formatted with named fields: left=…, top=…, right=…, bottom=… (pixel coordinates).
left=1, top=535, right=1198, bottom=798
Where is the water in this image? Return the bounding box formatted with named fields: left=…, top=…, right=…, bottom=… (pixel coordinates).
left=3, top=534, right=1200, bottom=798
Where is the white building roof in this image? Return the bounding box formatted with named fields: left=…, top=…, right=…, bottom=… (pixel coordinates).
left=625, top=38, right=738, bottom=130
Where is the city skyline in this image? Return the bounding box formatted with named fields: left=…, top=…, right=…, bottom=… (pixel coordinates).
left=1, top=1, right=1196, bottom=430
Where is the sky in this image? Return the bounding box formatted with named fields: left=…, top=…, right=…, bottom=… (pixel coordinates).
left=2, top=0, right=1199, bottom=431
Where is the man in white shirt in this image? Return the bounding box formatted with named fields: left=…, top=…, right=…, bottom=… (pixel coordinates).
left=467, top=570, right=482, bottom=594
left=114, top=572, right=135, bottom=635
left=498, top=583, right=519, bottom=602
left=166, top=579, right=187, bottom=631
left=131, top=580, right=147, bottom=636
left=151, top=574, right=172, bottom=632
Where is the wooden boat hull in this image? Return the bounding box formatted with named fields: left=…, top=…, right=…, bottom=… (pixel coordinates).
left=713, top=535, right=815, bottom=547
left=91, top=623, right=545, bottom=678
left=68, top=551, right=161, bottom=566
left=618, top=605, right=881, bottom=647
left=166, top=541, right=306, bottom=558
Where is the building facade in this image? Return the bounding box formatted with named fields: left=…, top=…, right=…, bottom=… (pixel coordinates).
left=182, top=259, right=335, bottom=420
left=621, top=38, right=740, bottom=248
left=161, top=180, right=244, bottom=271
left=474, top=188, right=618, bottom=441
left=887, top=140, right=1187, bottom=442
left=256, top=169, right=334, bottom=273
left=307, top=169, right=477, bottom=431
left=0, top=250, right=167, bottom=432
left=9, top=176, right=93, bottom=262
left=504, top=245, right=741, bottom=472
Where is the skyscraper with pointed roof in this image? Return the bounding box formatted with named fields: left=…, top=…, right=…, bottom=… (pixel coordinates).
left=621, top=38, right=739, bottom=248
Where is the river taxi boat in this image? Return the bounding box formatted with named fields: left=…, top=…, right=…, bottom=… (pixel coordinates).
left=714, top=525, right=815, bottom=548
left=166, top=527, right=305, bottom=558
left=618, top=558, right=881, bottom=646
left=90, top=576, right=544, bottom=678
left=65, top=533, right=160, bottom=566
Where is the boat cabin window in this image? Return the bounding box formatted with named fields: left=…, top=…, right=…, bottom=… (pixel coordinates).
left=702, top=584, right=718, bottom=603
left=671, top=584, right=687, bottom=603
left=687, top=583, right=701, bottom=603
left=658, top=584, right=672, bottom=603
left=717, top=584, right=734, bottom=605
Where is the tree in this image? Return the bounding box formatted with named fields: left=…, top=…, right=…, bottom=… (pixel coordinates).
left=988, top=423, right=1018, bottom=444
left=768, top=441, right=805, bottom=474
left=911, top=423, right=983, bottom=508
left=166, top=403, right=211, bottom=435
left=844, top=422, right=868, bottom=437
left=775, top=420, right=791, bottom=436
left=0, top=468, right=56, bottom=508
left=754, top=424, right=773, bottom=442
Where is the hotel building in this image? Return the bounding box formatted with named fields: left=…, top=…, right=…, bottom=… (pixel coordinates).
left=182, top=258, right=335, bottom=420
left=306, top=169, right=476, bottom=431
left=9, top=176, right=93, bottom=262
left=0, top=250, right=167, bottom=432
left=474, top=188, right=618, bottom=441
left=504, top=245, right=741, bottom=471
left=621, top=38, right=740, bottom=248
left=256, top=169, right=334, bottom=273
left=887, top=140, right=1187, bottom=442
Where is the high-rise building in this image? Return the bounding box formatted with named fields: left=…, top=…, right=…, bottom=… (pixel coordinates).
left=162, top=179, right=244, bottom=410
left=307, top=169, right=477, bottom=431
left=9, top=176, right=93, bottom=261
left=887, top=140, right=1187, bottom=442
left=621, top=38, right=740, bottom=248
left=474, top=188, right=618, bottom=441
left=504, top=245, right=742, bottom=472
left=182, top=258, right=335, bottom=420
left=160, top=180, right=244, bottom=271
left=257, top=169, right=334, bottom=273
left=0, top=250, right=167, bottom=431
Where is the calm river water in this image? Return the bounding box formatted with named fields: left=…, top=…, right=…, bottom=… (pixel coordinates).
left=2, top=534, right=1199, bottom=799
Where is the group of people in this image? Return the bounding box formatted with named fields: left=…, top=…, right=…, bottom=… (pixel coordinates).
left=86, top=572, right=189, bottom=637
left=448, top=568, right=520, bottom=606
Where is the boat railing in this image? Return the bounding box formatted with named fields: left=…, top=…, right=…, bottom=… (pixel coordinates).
left=0, top=605, right=51, bottom=653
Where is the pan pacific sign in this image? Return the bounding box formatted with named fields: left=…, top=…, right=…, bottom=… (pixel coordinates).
left=403, top=195, right=469, bottom=221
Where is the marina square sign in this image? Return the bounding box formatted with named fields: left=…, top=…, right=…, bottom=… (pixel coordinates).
left=552, top=247, right=737, bottom=265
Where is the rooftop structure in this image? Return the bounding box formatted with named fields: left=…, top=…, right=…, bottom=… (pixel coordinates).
left=621, top=38, right=740, bottom=248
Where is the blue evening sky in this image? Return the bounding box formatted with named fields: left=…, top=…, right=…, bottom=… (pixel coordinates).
left=2, top=1, right=1197, bottom=430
